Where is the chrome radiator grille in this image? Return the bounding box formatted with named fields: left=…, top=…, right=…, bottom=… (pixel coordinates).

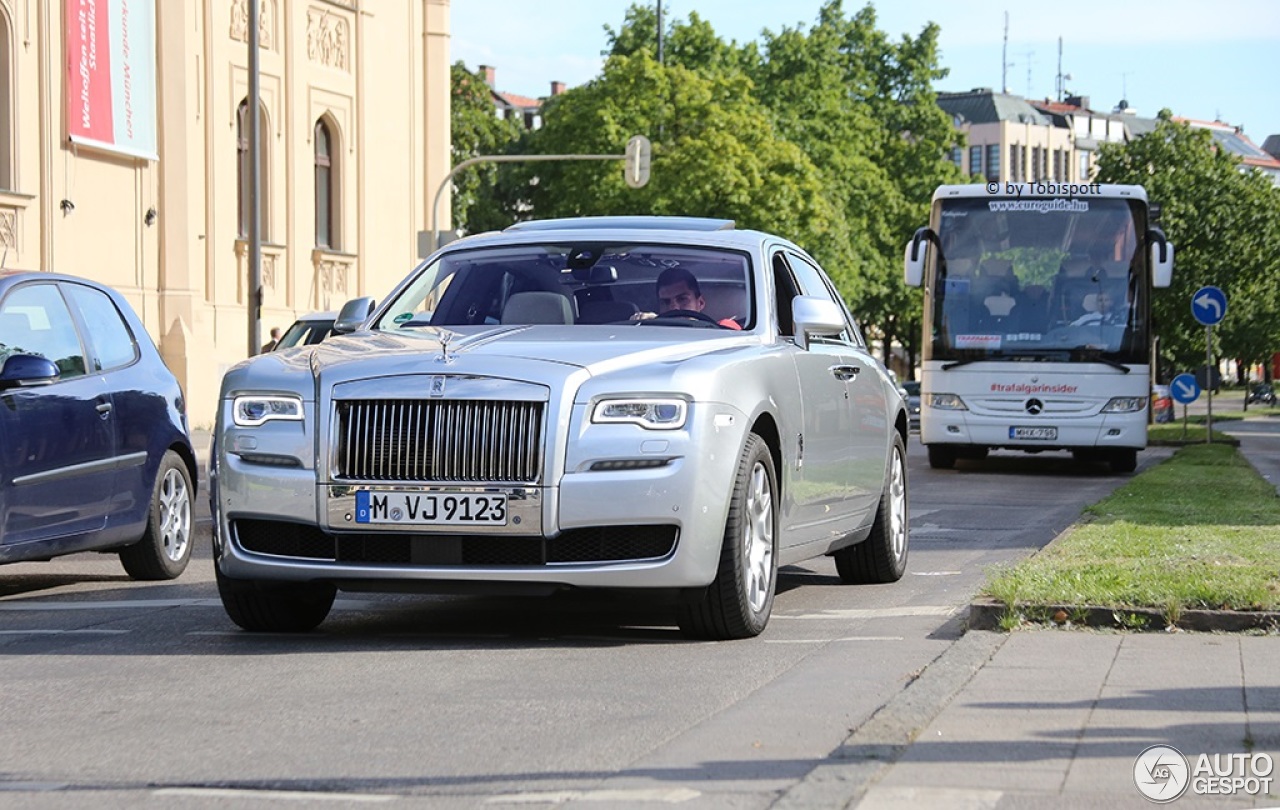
left=335, top=399, right=543, bottom=483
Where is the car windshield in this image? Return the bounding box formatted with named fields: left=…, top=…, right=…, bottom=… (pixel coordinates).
left=372, top=242, right=754, bottom=331
left=928, top=197, right=1149, bottom=363
left=275, top=317, right=336, bottom=350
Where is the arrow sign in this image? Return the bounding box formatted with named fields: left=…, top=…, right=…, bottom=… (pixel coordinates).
left=1170, top=373, right=1200, bottom=404
left=1191, top=285, right=1227, bottom=326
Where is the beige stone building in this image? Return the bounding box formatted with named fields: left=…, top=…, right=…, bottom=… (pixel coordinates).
left=0, top=0, right=452, bottom=426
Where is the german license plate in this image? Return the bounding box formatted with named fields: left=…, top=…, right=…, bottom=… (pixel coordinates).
left=1009, top=426, right=1057, bottom=440
left=355, top=491, right=508, bottom=525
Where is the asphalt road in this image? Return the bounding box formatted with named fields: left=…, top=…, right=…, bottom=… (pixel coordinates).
left=0, top=437, right=1173, bottom=808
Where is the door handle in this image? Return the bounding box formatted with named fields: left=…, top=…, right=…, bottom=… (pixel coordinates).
left=96, top=402, right=113, bottom=417
left=829, top=365, right=860, bottom=381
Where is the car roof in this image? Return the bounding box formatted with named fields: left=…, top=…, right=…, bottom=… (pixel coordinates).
left=443, top=216, right=796, bottom=254
left=294, top=311, right=337, bottom=321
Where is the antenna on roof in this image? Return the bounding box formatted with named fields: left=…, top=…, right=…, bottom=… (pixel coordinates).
left=1023, top=49, right=1035, bottom=97
left=1001, top=11, right=1010, bottom=94
left=1055, top=37, right=1072, bottom=102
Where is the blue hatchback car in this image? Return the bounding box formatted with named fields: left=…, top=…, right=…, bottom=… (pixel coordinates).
left=0, top=272, right=197, bottom=579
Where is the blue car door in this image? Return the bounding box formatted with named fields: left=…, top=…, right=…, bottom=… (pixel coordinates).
left=63, top=282, right=151, bottom=529
left=0, top=283, right=114, bottom=549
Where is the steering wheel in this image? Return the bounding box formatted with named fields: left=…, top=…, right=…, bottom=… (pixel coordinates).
left=652, top=309, right=723, bottom=326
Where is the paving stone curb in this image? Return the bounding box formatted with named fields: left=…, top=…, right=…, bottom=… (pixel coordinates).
left=774, top=630, right=1008, bottom=809
left=967, top=597, right=1280, bottom=633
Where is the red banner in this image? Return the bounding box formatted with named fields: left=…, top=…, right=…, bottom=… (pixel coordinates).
left=66, top=0, right=115, bottom=144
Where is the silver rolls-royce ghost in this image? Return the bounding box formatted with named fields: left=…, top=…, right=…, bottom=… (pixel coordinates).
left=211, top=216, right=909, bottom=639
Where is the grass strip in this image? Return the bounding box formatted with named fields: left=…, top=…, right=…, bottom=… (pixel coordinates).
left=982, top=443, right=1280, bottom=623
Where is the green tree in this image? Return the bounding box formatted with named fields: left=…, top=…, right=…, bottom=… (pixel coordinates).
left=746, top=2, right=963, bottom=369
left=508, top=51, right=845, bottom=265
left=450, top=62, right=522, bottom=234
left=1094, top=113, right=1280, bottom=377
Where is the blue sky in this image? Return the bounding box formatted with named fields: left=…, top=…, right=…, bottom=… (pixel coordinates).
left=451, top=0, right=1280, bottom=145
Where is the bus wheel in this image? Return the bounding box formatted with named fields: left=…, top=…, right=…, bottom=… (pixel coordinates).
left=1110, top=449, right=1137, bottom=473
left=927, top=445, right=956, bottom=469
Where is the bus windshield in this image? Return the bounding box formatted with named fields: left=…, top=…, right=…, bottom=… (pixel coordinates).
left=926, top=197, right=1149, bottom=365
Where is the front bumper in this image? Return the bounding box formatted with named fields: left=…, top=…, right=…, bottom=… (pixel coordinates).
left=212, top=404, right=748, bottom=590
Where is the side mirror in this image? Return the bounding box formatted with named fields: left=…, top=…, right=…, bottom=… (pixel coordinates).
left=0, top=354, right=60, bottom=390
left=903, top=226, right=936, bottom=288
left=791, top=296, right=845, bottom=351
left=334, top=297, right=376, bottom=334
left=1148, top=228, right=1174, bottom=288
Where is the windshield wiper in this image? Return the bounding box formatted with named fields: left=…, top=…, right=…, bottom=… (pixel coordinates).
left=1068, top=348, right=1131, bottom=373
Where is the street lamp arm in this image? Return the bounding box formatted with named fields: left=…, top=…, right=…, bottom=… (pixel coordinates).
left=430, top=153, right=624, bottom=254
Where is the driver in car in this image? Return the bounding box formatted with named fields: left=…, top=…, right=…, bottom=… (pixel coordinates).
left=634, top=267, right=742, bottom=330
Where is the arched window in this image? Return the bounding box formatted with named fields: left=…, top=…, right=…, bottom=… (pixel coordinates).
left=314, top=118, right=338, bottom=249
left=236, top=99, right=270, bottom=239
left=0, top=10, right=13, bottom=191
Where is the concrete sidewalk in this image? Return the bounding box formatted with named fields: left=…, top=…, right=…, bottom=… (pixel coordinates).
left=795, top=419, right=1280, bottom=809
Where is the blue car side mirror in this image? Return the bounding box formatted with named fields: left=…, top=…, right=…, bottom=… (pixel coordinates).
left=0, top=354, right=60, bottom=390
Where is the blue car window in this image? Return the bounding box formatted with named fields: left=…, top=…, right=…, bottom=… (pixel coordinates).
left=65, top=284, right=139, bottom=371
left=0, top=284, right=89, bottom=379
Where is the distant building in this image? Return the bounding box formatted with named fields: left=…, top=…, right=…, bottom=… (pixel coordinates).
left=1175, top=118, right=1280, bottom=185
left=0, top=1, right=452, bottom=426
left=478, top=65, right=565, bottom=130
left=1029, top=95, right=1154, bottom=180
left=937, top=88, right=1078, bottom=184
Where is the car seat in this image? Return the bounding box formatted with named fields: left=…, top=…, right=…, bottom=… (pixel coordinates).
left=500, top=291, right=575, bottom=325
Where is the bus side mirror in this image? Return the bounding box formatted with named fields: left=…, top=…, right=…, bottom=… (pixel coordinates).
left=904, top=226, right=934, bottom=287
left=1148, top=228, right=1173, bottom=288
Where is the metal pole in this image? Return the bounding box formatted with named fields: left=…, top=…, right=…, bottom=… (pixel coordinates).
left=431, top=153, right=625, bottom=254
left=247, top=0, right=262, bottom=356
left=657, top=0, right=664, bottom=65
left=1206, top=325, right=1213, bottom=443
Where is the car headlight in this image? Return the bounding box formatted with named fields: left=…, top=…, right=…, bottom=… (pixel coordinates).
left=592, top=398, right=687, bottom=430
left=925, top=393, right=968, bottom=411
left=233, top=395, right=304, bottom=426
left=1102, top=396, right=1146, bottom=413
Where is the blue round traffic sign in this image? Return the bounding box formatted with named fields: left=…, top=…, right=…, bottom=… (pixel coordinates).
left=1191, top=285, right=1227, bottom=326
left=1170, top=373, right=1200, bottom=404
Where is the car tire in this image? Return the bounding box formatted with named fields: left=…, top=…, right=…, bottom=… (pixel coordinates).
left=216, top=566, right=337, bottom=632
left=119, top=450, right=195, bottom=580
left=927, top=445, right=956, bottom=469
left=1110, top=449, right=1138, bottom=474
left=835, top=432, right=909, bottom=584
left=677, top=433, right=777, bottom=640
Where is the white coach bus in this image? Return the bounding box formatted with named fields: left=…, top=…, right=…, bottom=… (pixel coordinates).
left=903, top=183, right=1174, bottom=472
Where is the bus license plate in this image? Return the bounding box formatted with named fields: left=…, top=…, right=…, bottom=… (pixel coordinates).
left=355, top=491, right=507, bottom=526
left=1010, top=426, right=1057, bottom=441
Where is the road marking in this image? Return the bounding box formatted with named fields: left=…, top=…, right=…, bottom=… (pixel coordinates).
left=908, top=508, right=940, bottom=519
left=155, top=787, right=394, bottom=803
left=486, top=788, right=701, bottom=804
left=775, top=606, right=957, bottom=620
left=0, top=597, right=380, bottom=611
left=910, top=571, right=962, bottom=576
left=0, top=598, right=224, bottom=610
left=856, top=786, right=1003, bottom=809
left=0, top=629, right=129, bottom=636
left=767, top=636, right=904, bottom=644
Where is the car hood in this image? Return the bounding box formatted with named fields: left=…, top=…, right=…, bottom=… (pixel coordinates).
left=231, top=325, right=761, bottom=397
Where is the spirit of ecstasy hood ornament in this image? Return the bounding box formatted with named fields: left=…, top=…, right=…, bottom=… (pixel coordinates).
left=436, top=331, right=454, bottom=364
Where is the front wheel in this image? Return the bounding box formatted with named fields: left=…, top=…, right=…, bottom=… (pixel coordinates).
left=119, top=451, right=194, bottom=580
left=216, top=566, right=337, bottom=632
left=1110, top=448, right=1138, bottom=473
left=677, top=433, right=777, bottom=640
left=835, top=433, right=909, bottom=583
left=927, top=444, right=956, bottom=469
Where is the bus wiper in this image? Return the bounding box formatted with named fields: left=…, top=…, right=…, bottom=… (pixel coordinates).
left=1069, top=348, right=1131, bottom=373
left=941, top=359, right=982, bottom=370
